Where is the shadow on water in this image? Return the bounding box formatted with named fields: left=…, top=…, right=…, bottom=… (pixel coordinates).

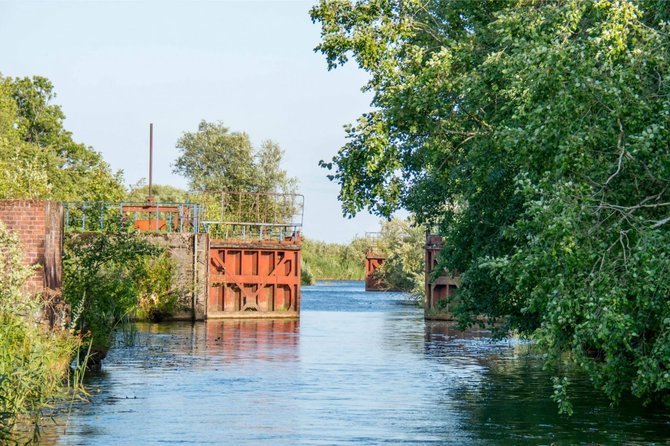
left=38, top=281, right=670, bottom=445
left=423, top=321, right=670, bottom=445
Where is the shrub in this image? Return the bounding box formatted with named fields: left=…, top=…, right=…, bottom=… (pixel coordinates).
left=135, top=253, right=181, bottom=322
left=63, top=232, right=164, bottom=366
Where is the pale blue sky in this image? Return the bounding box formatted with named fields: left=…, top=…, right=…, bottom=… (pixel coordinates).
left=0, top=0, right=389, bottom=243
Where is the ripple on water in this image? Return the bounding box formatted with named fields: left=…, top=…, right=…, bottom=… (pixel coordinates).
left=39, top=280, right=670, bottom=446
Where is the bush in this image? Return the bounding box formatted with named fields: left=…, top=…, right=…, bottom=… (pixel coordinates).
left=135, top=253, right=181, bottom=322
left=374, top=218, right=425, bottom=297
left=301, top=259, right=315, bottom=285
left=63, top=232, right=171, bottom=367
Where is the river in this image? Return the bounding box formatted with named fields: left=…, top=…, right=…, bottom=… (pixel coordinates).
left=41, top=281, right=670, bottom=445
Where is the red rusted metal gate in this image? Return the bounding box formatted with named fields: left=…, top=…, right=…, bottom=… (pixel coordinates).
left=208, top=240, right=300, bottom=318
left=425, top=235, right=459, bottom=315
left=365, top=254, right=386, bottom=291
left=364, top=231, right=388, bottom=291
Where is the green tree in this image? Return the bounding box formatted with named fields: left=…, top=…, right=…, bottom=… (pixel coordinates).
left=312, top=0, right=670, bottom=408
left=63, top=232, right=172, bottom=369
left=174, top=120, right=297, bottom=194
left=0, top=74, right=125, bottom=202
left=375, top=218, right=424, bottom=296
left=126, top=180, right=189, bottom=203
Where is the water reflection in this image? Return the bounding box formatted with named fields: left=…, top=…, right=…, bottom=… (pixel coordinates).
left=38, top=282, right=670, bottom=445
left=205, top=319, right=299, bottom=362
left=423, top=321, right=670, bottom=445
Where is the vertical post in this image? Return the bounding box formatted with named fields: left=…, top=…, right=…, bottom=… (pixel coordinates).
left=179, top=204, right=184, bottom=233
left=192, top=233, right=198, bottom=321
left=148, top=123, right=154, bottom=203
left=238, top=193, right=242, bottom=223
left=224, top=192, right=227, bottom=221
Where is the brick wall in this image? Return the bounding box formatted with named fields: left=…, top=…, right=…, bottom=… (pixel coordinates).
left=0, top=200, right=63, bottom=295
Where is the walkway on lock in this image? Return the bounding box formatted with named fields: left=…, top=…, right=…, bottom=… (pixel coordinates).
left=63, top=192, right=305, bottom=319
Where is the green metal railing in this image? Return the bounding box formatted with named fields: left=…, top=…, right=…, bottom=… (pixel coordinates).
left=63, top=202, right=203, bottom=233
left=63, top=193, right=304, bottom=242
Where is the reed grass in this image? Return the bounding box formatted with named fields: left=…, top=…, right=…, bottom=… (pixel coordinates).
left=301, top=238, right=366, bottom=283
left=0, top=222, right=83, bottom=444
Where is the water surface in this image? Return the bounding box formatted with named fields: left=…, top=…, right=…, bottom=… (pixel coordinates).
left=43, top=281, right=670, bottom=445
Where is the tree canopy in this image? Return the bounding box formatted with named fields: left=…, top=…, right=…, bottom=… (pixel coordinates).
left=0, top=74, right=125, bottom=202
left=374, top=218, right=425, bottom=296
left=173, top=120, right=297, bottom=194
left=312, top=0, right=670, bottom=408
left=125, top=180, right=189, bottom=203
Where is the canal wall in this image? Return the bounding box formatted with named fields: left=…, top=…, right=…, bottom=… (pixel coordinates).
left=0, top=200, right=63, bottom=294
left=144, top=233, right=209, bottom=321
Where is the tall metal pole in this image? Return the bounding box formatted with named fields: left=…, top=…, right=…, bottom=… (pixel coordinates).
left=148, top=123, right=154, bottom=203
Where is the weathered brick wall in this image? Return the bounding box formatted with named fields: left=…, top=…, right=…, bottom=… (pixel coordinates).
left=0, top=200, right=63, bottom=295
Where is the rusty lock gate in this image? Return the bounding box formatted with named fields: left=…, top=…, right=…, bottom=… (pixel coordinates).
left=204, top=192, right=303, bottom=319
left=424, top=234, right=460, bottom=316
left=364, top=254, right=386, bottom=291
left=208, top=240, right=300, bottom=317
left=363, top=232, right=387, bottom=291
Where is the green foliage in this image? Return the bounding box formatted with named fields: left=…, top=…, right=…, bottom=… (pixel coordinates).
left=125, top=181, right=190, bottom=203
left=0, top=315, right=79, bottom=442
left=552, top=376, right=574, bottom=416
left=301, top=237, right=366, bottom=281
left=63, top=232, right=167, bottom=360
left=301, top=258, right=315, bottom=285
left=135, top=253, right=181, bottom=322
left=0, top=222, right=80, bottom=442
left=312, top=0, right=670, bottom=406
left=302, top=222, right=424, bottom=289
left=173, top=120, right=298, bottom=194
left=0, top=74, right=125, bottom=202
left=374, top=218, right=424, bottom=296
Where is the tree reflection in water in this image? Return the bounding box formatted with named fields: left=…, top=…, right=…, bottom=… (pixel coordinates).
left=424, top=320, right=670, bottom=445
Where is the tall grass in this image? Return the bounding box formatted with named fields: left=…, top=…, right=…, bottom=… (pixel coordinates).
left=0, top=315, right=80, bottom=441
left=301, top=238, right=366, bottom=282
left=0, top=222, right=81, bottom=443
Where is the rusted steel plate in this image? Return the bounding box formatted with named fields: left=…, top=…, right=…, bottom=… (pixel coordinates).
left=425, top=235, right=460, bottom=315
left=365, top=255, right=387, bottom=291
left=207, top=240, right=300, bottom=319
